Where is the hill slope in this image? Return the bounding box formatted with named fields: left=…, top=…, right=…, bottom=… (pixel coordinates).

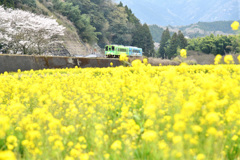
left=1, top=0, right=154, bottom=56
left=35, top=0, right=91, bottom=56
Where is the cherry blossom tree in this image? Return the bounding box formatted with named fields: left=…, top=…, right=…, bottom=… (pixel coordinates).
left=0, top=5, right=65, bottom=54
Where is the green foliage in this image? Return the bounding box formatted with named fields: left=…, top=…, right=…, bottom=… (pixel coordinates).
left=21, top=0, right=36, bottom=7
left=132, top=24, right=154, bottom=57
left=158, top=28, right=170, bottom=59
left=157, top=28, right=188, bottom=59
left=166, top=32, right=178, bottom=59
left=187, top=34, right=239, bottom=55
left=177, top=30, right=187, bottom=49
left=3, top=0, right=155, bottom=51
left=141, top=24, right=155, bottom=57
left=0, top=0, right=14, bottom=8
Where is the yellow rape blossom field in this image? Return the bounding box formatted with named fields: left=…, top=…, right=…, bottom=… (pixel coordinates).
left=1, top=61, right=240, bottom=160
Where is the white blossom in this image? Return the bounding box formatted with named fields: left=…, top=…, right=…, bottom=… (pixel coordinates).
left=0, top=5, right=65, bottom=54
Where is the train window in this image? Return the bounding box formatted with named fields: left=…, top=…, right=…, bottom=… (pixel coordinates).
left=112, top=46, right=115, bottom=51
left=119, top=48, right=126, bottom=52
left=105, top=46, right=108, bottom=51
left=133, top=49, right=140, bottom=53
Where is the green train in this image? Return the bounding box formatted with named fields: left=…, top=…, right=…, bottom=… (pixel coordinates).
left=105, top=45, right=142, bottom=58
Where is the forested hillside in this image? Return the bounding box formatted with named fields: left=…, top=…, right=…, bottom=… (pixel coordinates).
left=0, top=0, right=154, bottom=56
left=150, top=21, right=238, bottom=43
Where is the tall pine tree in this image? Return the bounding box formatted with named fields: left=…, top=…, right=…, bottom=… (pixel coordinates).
left=166, top=32, right=178, bottom=59
left=142, top=23, right=154, bottom=57
left=177, top=30, right=188, bottom=49
left=132, top=24, right=154, bottom=57
left=158, top=28, right=170, bottom=59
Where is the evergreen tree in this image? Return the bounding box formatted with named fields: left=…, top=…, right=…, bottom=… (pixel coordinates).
left=132, top=24, right=143, bottom=47
left=177, top=30, right=187, bottom=49
left=158, top=28, right=170, bottom=58
left=166, top=33, right=178, bottom=59
left=118, top=1, right=123, bottom=7
left=132, top=24, right=154, bottom=57
left=142, top=23, right=154, bottom=57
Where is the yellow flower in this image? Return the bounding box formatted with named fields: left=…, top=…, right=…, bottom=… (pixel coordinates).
left=206, top=112, right=219, bottom=124
left=119, top=53, right=128, bottom=61
left=237, top=55, right=240, bottom=63
left=180, top=49, right=187, bottom=58
left=104, top=135, right=109, bottom=142
left=175, top=152, right=182, bottom=158
left=131, top=59, right=142, bottom=68
left=104, top=153, right=110, bottom=159
left=80, top=153, right=89, bottom=160
left=214, top=54, right=222, bottom=65
left=144, top=119, right=154, bottom=128
left=142, top=130, right=157, bottom=142
left=143, top=58, right=148, bottom=65
left=192, top=125, right=203, bottom=133
left=196, top=153, right=206, bottom=160
left=207, top=127, right=217, bottom=136
left=173, top=121, right=186, bottom=132
left=67, top=141, right=74, bottom=147
left=53, top=140, right=64, bottom=151
left=158, top=140, right=167, bottom=149
left=224, top=55, right=234, bottom=64
left=232, top=135, right=238, bottom=141
left=172, top=136, right=182, bottom=144
left=0, top=150, right=16, bottom=160
left=110, top=140, right=122, bottom=150
left=180, top=62, right=188, bottom=66
left=6, top=135, right=18, bottom=150
left=231, top=21, right=239, bottom=30
left=110, top=62, right=113, bottom=66
left=78, top=136, right=86, bottom=143
left=21, top=140, right=29, bottom=146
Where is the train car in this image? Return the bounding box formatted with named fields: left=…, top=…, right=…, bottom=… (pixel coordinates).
left=105, top=45, right=142, bottom=58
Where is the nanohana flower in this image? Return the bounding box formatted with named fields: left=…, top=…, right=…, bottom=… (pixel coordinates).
left=0, top=150, right=16, bottom=160
left=1, top=58, right=240, bottom=159
left=143, top=58, right=148, bottom=65
left=119, top=53, right=128, bottom=61
left=180, top=49, right=187, bottom=58
left=232, top=135, right=238, bottom=141
left=214, top=54, right=222, bottom=65
left=196, top=153, right=206, bottom=160
left=6, top=135, right=18, bottom=150
left=224, top=55, right=234, bottom=64
left=131, top=59, right=142, bottom=67
left=231, top=21, right=239, bottom=30
left=110, top=140, right=122, bottom=150
left=142, top=130, right=157, bottom=142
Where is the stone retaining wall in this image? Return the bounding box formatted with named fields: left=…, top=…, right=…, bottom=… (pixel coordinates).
left=0, top=54, right=121, bottom=73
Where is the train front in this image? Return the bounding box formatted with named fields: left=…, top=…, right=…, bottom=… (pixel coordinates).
left=105, top=45, right=114, bottom=58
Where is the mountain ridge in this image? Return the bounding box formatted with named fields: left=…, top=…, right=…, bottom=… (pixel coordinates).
left=117, top=0, right=240, bottom=26
left=149, top=20, right=239, bottom=42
